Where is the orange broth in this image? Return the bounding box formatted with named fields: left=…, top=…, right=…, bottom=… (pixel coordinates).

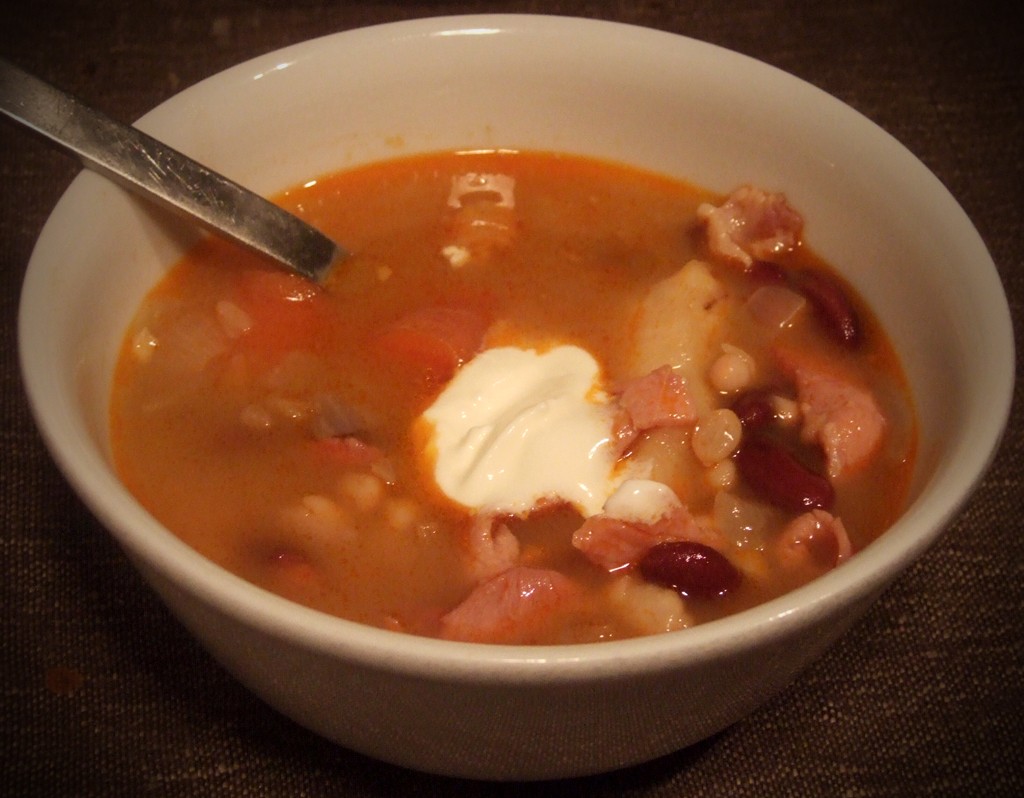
left=110, top=150, right=916, bottom=644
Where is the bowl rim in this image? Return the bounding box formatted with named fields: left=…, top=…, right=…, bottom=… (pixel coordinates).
left=17, top=13, right=1016, bottom=682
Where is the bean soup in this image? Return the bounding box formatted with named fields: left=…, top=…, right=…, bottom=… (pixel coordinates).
left=110, top=150, right=917, bottom=644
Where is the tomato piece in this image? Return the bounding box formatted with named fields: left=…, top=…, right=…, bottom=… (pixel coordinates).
left=231, top=266, right=329, bottom=359
left=376, top=306, right=489, bottom=383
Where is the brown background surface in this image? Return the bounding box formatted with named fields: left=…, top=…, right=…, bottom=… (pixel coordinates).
left=1, top=2, right=1021, bottom=795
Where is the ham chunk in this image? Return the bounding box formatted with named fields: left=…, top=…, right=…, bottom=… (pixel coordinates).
left=464, top=513, right=520, bottom=582
left=572, top=502, right=711, bottom=571
left=793, top=366, right=885, bottom=479
left=309, top=435, right=384, bottom=468
left=573, top=515, right=658, bottom=572
left=616, top=365, right=698, bottom=431
left=439, top=566, right=578, bottom=644
left=775, top=509, right=852, bottom=573
left=698, top=186, right=804, bottom=268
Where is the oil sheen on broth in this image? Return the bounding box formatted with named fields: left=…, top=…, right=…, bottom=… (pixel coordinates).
left=110, top=150, right=917, bottom=645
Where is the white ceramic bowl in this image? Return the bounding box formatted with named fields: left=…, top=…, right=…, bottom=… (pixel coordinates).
left=18, top=15, right=1014, bottom=780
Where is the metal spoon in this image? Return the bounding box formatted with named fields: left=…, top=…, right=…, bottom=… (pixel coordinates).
left=0, top=59, right=344, bottom=283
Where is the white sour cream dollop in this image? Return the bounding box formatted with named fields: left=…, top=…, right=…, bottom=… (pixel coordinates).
left=602, top=479, right=683, bottom=524
left=421, top=345, right=619, bottom=516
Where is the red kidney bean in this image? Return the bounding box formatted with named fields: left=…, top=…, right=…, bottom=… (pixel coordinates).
left=640, top=541, right=741, bottom=599
left=734, top=438, right=834, bottom=512
left=748, top=259, right=787, bottom=284
left=796, top=269, right=861, bottom=347
left=731, top=391, right=776, bottom=429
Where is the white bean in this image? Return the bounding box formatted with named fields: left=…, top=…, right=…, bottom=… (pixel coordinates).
left=384, top=497, right=420, bottom=532
left=264, top=395, right=309, bottom=420
left=281, top=494, right=354, bottom=542
left=706, top=458, right=737, bottom=490
left=692, top=408, right=742, bottom=466
left=215, top=300, right=253, bottom=339
left=708, top=344, right=755, bottom=393
left=338, top=472, right=385, bottom=513
left=239, top=403, right=273, bottom=430
left=771, top=395, right=800, bottom=425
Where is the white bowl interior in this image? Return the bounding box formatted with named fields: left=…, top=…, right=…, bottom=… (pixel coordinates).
left=17, top=14, right=1015, bottom=774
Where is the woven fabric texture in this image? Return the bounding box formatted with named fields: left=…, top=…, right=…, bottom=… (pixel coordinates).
left=2, top=1, right=1021, bottom=795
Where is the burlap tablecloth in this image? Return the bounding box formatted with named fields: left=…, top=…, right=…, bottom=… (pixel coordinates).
left=2, top=2, right=1020, bottom=795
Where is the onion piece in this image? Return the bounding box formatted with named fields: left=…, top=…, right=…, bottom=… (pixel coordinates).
left=746, top=285, right=806, bottom=330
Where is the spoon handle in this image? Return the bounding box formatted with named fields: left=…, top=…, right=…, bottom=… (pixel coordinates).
left=0, top=59, right=342, bottom=282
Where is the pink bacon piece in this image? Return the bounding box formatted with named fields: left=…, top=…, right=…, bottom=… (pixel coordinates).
left=617, top=365, right=698, bottom=432
left=463, top=513, right=520, bottom=582
left=698, top=185, right=804, bottom=268
left=792, top=365, right=885, bottom=479
left=439, top=566, right=578, bottom=644
left=573, top=515, right=657, bottom=572
left=775, top=509, right=852, bottom=574
left=773, top=346, right=886, bottom=479
left=572, top=504, right=715, bottom=572
left=308, top=435, right=383, bottom=467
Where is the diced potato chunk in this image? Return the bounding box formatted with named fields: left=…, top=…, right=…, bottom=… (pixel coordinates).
left=628, top=259, right=729, bottom=415
left=607, top=574, right=692, bottom=635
